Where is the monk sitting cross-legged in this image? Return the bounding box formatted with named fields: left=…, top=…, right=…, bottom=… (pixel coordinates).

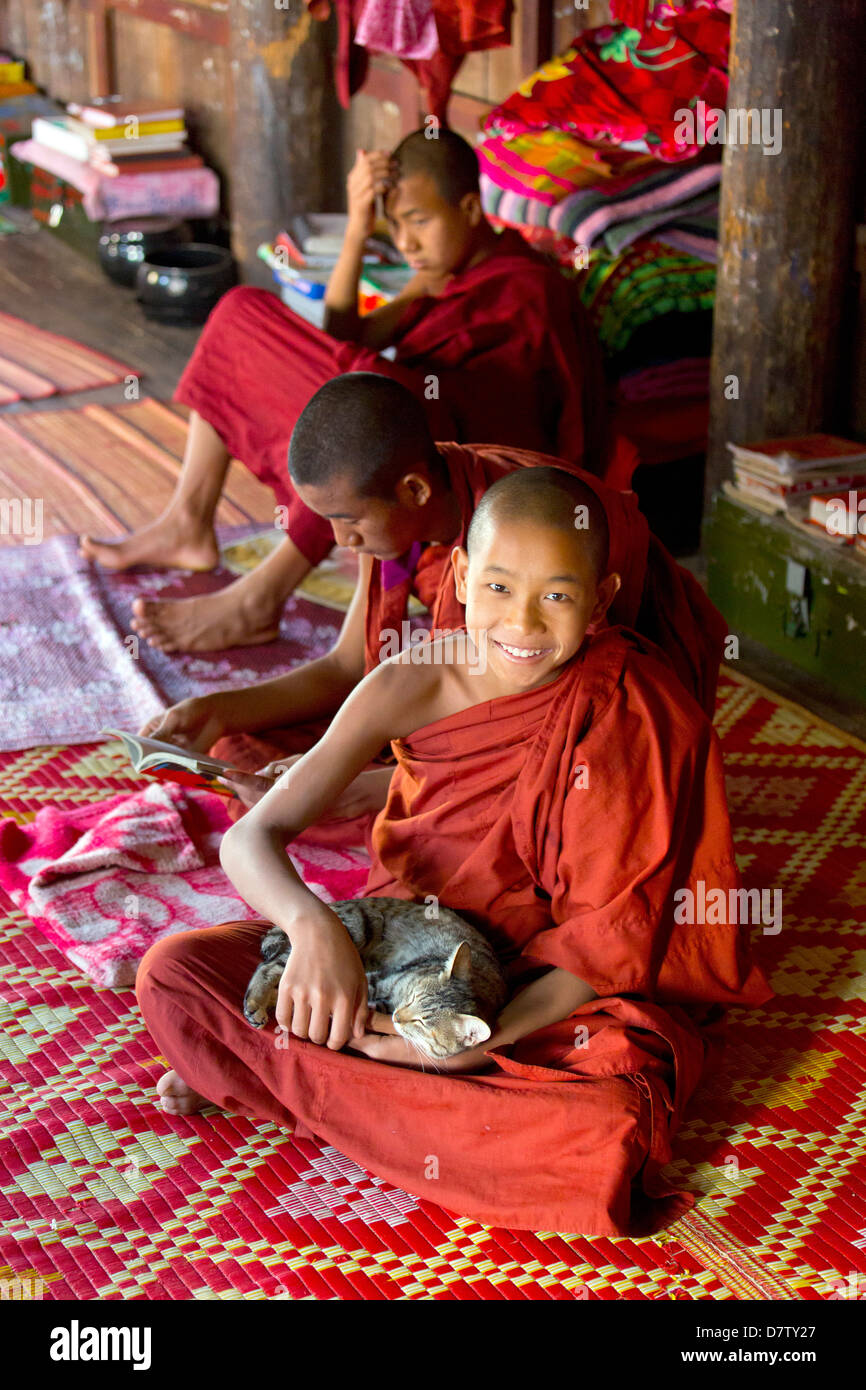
left=79, top=127, right=605, bottom=655
left=136, top=466, right=771, bottom=1237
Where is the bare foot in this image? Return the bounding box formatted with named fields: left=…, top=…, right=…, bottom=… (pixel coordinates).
left=79, top=510, right=220, bottom=574
left=131, top=575, right=282, bottom=652
left=156, top=1069, right=210, bottom=1115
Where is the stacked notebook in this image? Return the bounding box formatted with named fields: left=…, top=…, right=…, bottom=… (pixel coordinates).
left=722, top=430, right=866, bottom=508
left=0, top=52, right=35, bottom=96
left=786, top=489, right=866, bottom=546
left=32, top=97, right=201, bottom=177
left=722, top=433, right=866, bottom=556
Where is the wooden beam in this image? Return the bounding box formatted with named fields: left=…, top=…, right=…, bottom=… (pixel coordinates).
left=91, top=0, right=230, bottom=46
left=363, top=60, right=421, bottom=132
left=228, top=0, right=341, bottom=279
left=705, top=0, right=866, bottom=516
left=520, top=0, right=553, bottom=76
left=83, top=0, right=112, bottom=95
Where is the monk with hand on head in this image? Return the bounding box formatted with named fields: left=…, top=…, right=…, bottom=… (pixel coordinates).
left=79, top=128, right=604, bottom=655
left=136, top=375, right=728, bottom=842
left=136, top=467, right=770, bottom=1237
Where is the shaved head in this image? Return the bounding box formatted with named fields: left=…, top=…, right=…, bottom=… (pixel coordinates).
left=467, top=467, right=610, bottom=579
left=288, top=374, right=442, bottom=499
left=390, top=127, right=480, bottom=205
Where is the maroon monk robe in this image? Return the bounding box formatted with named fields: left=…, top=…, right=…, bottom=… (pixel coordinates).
left=175, top=229, right=604, bottom=567
left=137, top=627, right=772, bottom=1236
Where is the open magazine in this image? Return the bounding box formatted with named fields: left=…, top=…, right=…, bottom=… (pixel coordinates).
left=100, top=729, right=254, bottom=798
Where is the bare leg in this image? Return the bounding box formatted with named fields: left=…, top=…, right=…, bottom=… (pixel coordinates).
left=156, top=1068, right=210, bottom=1115
left=131, top=533, right=315, bottom=652
left=78, top=411, right=228, bottom=572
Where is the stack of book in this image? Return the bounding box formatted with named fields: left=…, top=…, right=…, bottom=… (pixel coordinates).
left=31, top=97, right=202, bottom=177
left=0, top=52, right=36, bottom=99
left=786, top=489, right=866, bottom=546
left=724, top=433, right=866, bottom=520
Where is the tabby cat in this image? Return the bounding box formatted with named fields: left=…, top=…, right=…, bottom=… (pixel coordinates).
left=243, top=897, right=507, bottom=1060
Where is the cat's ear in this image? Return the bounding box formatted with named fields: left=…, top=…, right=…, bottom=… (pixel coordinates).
left=444, top=941, right=472, bottom=981
left=455, top=1014, right=491, bottom=1048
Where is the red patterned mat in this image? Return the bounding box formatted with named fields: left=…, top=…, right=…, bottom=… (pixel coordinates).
left=0, top=669, right=864, bottom=1300
left=0, top=312, right=137, bottom=406
left=0, top=397, right=275, bottom=542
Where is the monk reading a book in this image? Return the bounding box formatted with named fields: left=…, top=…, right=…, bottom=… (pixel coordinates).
left=79, top=127, right=605, bottom=655
left=137, top=374, right=728, bottom=844
left=136, top=466, right=771, bottom=1236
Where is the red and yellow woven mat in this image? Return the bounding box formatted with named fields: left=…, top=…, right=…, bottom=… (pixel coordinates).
left=0, top=311, right=138, bottom=406
left=0, top=669, right=864, bottom=1300
left=0, top=397, right=275, bottom=542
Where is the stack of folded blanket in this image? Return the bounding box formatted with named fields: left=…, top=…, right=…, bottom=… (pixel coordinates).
left=477, top=0, right=732, bottom=466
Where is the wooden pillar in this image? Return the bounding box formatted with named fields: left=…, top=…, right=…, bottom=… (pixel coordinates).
left=228, top=0, right=342, bottom=279
left=705, top=0, right=866, bottom=516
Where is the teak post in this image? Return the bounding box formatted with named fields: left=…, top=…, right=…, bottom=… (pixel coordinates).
left=228, top=0, right=341, bottom=279
left=705, top=0, right=866, bottom=517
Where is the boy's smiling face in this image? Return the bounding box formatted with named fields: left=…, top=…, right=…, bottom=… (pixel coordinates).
left=452, top=518, right=620, bottom=691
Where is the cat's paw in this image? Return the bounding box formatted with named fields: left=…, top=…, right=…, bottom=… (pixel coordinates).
left=243, top=1001, right=269, bottom=1028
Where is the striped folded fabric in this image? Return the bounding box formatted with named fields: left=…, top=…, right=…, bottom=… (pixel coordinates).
left=601, top=187, right=718, bottom=256
left=579, top=238, right=716, bottom=355
left=481, top=138, right=720, bottom=251
left=550, top=158, right=720, bottom=247
left=477, top=130, right=656, bottom=210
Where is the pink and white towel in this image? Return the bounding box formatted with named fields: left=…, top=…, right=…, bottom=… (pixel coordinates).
left=355, top=0, right=439, bottom=60
left=0, top=784, right=370, bottom=988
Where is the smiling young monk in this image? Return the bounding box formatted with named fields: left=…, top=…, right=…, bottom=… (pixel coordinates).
left=138, top=375, right=728, bottom=845
left=79, top=127, right=604, bottom=654
left=136, top=467, right=771, bottom=1237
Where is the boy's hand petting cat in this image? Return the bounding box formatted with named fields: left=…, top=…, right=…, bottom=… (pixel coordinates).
left=276, top=911, right=368, bottom=1050
left=347, top=1031, right=495, bottom=1073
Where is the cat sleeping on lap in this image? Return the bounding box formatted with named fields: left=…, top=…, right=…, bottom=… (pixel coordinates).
left=244, top=897, right=507, bottom=1061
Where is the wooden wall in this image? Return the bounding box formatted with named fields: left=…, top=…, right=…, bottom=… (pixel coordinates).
left=0, top=2, right=236, bottom=193
left=347, top=1, right=612, bottom=151
left=0, top=0, right=612, bottom=198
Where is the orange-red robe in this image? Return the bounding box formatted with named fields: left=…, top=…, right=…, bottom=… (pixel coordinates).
left=137, top=627, right=771, bottom=1236
left=175, top=230, right=605, bottom=568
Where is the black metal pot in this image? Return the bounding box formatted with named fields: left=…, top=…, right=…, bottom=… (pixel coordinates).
left=135, top=244, right=236, bottom=325
left=98, top=218, right=191, bottom=288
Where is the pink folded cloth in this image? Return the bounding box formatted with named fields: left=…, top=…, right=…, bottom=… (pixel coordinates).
left=10, top=140, right=220, bottom=222
left=617, top=356, right=711, bottom=402
left=355, top=0, right=439, bottom=59
left=0, top=783, right=369, bottom=988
